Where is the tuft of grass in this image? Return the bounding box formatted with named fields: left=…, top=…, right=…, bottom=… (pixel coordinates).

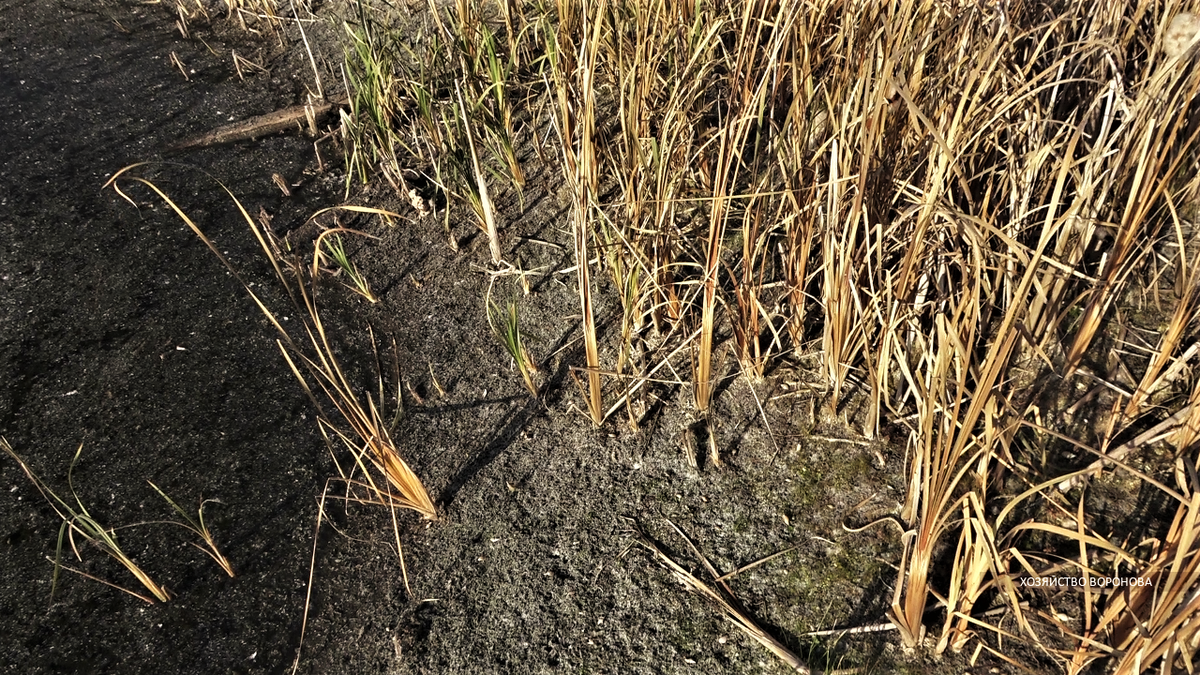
left=487, top=290, right=539, bottom=396
left=476, top=16, right=525, bottom=201
left=2, top=438, right=171, bottom=604
left=313, top=228, right=379, bottom=303
left=342, top=0, right=409, bottom=192
left=146, top=482, right=235, bottom=578
left=105, top=164, right=437, bottom=521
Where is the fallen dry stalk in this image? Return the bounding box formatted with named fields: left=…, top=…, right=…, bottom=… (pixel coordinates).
left=632, top=519, right=812, bottom=673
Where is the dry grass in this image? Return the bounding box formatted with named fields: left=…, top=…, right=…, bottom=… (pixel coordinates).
left=1073, top=459, right=1200, bottom=673
left=306, top=0, right=1200, bottom=668
left=105, top=164, right=437, bottom=521
left=2, top=439, right=172, bottom=604
left=169, top=0, right=285, bottom=36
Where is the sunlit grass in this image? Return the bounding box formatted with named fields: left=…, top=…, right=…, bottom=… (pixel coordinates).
left=2, top=439, right=171, bottom=604
left=313, top=229, right=378, bottom=303
left=310, top=0, right=1200, bottom=669
left=487, top=291, right=539, bottom=396
left=105, top=164, right=437, bottom=522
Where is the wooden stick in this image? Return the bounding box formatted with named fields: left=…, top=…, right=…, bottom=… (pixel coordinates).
left=163, top=97, right=347, bottom=154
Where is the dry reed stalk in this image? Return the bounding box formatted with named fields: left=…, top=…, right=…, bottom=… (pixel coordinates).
left=1124, top=278, right=1199, bottom=417
left=818, top=137, right=856, bottom=414
left=1066, top=460, right=1200, bottom=674
left=576, top=10, right=603, bottom=425
left=878, top=6, right=1087, bottom=646
left=633, top=520, right=812, bottom=673
left=696, top=1, right=799, bottom=412
left=547, top=0, right=604, bottom=424
left=937, top=492, right=1004, bottom=654
left=456, top=81, right=502, bottom=263
left=730, top=197, right=767, bottom=378
left=1173, top=380, right=1200, bottom=453
left=327, top=1, right=1200, bottom=667
left=1062, top=50, right=1200, bottom=374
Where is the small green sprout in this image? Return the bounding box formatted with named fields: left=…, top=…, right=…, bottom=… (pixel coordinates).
left=487, top=294, right=539, bottom=396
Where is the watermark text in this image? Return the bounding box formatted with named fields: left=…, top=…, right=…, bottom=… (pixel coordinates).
left=1019, top=576, right=1151, bottom=589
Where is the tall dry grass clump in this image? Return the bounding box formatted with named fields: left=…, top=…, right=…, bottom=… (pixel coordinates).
left=340, top=0, right=1200, bottom=668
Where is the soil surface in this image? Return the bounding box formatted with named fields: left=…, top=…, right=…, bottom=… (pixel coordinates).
left=0, top=2, right=983, bottom=674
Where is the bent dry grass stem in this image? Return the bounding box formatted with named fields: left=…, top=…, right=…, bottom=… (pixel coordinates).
left=104, top=164, right=437, bottom=522
left=2, top=438, right=171, bottom=604
left=633, top=519, right=812, bottom=674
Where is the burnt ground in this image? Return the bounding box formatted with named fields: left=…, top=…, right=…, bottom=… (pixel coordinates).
left=0, top=2, right=999, bottom=674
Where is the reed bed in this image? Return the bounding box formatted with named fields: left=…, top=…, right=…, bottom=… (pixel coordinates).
left=336, top=0, right=1200, bottom=669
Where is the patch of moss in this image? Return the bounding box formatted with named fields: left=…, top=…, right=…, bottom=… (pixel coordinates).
left=787, top=447, right=876, bottom=514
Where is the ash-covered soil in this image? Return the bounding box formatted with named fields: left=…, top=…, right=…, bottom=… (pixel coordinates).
left=0, top=2, right=985, bottom=674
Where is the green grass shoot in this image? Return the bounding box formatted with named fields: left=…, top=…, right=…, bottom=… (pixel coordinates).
left=2, top=438, right=171, bottom=604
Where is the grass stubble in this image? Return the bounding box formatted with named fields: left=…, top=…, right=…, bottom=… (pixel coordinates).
left=334, top=0, right=1200, bottom=670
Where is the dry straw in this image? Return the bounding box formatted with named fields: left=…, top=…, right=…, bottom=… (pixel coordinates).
left=3, top=439, right=172, bottom=604
left=205, top=0, right=1200, bottom=668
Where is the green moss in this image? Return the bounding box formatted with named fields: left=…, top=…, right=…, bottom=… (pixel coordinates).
left=787, top=448, right=874, bottom=512
left=780, top=445, right=890, bottom=634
